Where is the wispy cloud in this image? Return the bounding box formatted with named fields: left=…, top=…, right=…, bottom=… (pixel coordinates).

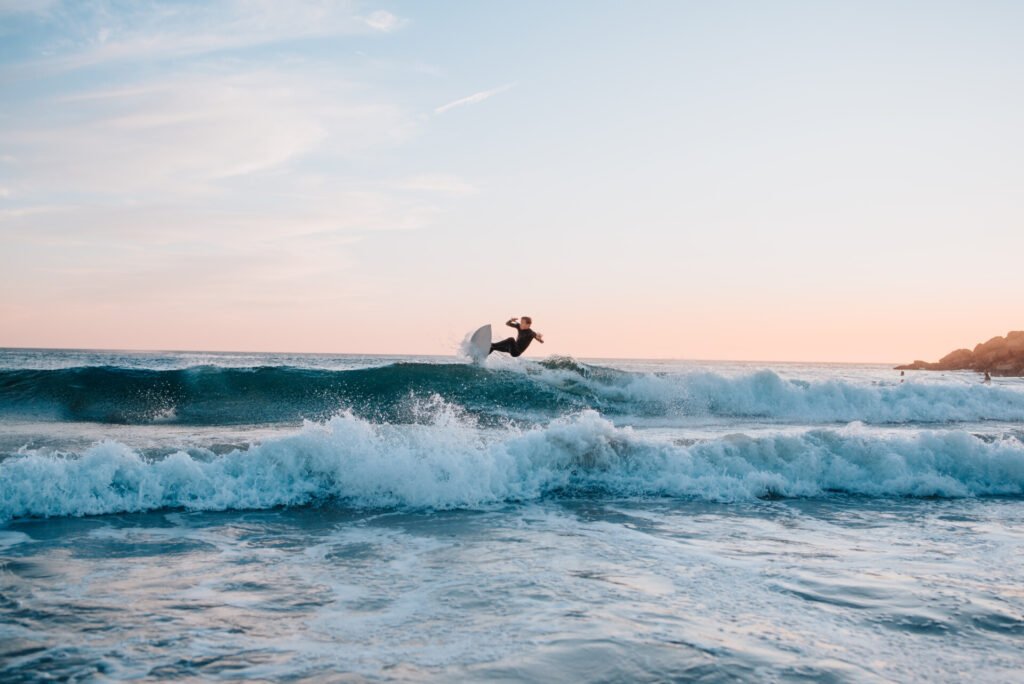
left=1, top=67, right=415, bottom=197
left=2, top=1, right=407, bottom=73
left=363, top=9, right=403, bottom=33
left=434, top=82, right=516, bottom=114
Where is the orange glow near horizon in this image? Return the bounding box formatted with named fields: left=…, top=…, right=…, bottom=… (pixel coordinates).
left=2, top=291, right=1019, bottom=364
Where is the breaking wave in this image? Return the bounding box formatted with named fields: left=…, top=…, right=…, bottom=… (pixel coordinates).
left=3, top=407, right=1023, bottom=522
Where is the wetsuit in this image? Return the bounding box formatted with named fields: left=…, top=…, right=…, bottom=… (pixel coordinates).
left=490, top=322, right=538, bottom=357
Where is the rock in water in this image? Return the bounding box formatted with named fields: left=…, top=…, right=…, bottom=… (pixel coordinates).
left=896, top=331, right=1024, bottom=376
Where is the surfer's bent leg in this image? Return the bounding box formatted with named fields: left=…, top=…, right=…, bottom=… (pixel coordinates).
left=489, top=338, right=517, bottom=355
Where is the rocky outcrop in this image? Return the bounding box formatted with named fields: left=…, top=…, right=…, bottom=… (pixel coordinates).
left=897, top=331, right=1024, bottom=376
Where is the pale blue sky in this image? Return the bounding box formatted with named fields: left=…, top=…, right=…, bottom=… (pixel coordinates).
left=1, top=1, right=1022, bottom=360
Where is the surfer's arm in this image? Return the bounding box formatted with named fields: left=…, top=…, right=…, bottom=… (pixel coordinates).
left=505, top=318, right=520, bottom=329
left=535, top=333, right=544, bottom=343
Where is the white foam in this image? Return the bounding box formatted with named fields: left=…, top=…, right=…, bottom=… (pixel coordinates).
left=520, top=362, right=1024, bottom=423
left=0, top=530, right=31, bottom=549
left=2, top=406, right=1023, bottom=522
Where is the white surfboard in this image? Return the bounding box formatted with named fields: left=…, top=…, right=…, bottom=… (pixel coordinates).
left=466, top=324, right=491, bottom=364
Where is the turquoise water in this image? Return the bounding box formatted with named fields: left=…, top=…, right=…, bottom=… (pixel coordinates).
left=1, top=349, right=1023, bottom=681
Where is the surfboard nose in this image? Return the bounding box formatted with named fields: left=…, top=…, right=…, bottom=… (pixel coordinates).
left=467, top=324, right=492, bottom=364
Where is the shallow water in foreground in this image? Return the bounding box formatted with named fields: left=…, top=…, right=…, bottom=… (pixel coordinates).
left=1, top=350, right=1023, bottom=681
left=3, top=500, right=1023, bottom=682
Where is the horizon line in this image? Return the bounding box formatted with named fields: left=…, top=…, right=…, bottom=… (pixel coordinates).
left=0, top=344, right=903, bottom=367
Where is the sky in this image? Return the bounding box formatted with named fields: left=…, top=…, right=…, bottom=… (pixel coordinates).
left=1, top=0, right=1022, bottom=362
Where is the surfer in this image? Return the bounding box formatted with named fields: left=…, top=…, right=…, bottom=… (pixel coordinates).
left=489, top=316, right=544, bottom=357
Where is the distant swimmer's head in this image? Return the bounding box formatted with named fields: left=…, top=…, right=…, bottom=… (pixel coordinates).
left=520, top=316, right=532, bottom=328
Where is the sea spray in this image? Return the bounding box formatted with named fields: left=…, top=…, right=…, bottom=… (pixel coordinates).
left=3, top=408, right=1024, bottom=522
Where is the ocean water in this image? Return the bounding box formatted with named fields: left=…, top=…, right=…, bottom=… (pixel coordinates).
left=1, top=349, right=1023, bottom=682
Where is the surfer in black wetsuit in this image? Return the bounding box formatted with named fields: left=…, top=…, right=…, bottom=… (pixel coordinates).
left=489, top=316, right=544, bottom=357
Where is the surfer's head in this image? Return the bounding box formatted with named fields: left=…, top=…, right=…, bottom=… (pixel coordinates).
left=520, top=316, right=532, bottom=328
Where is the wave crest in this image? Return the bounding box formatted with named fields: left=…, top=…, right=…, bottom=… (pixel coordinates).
left=3, top=409, right=1023, bottom=521
left=2, top=361, right=1023, bottom=426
